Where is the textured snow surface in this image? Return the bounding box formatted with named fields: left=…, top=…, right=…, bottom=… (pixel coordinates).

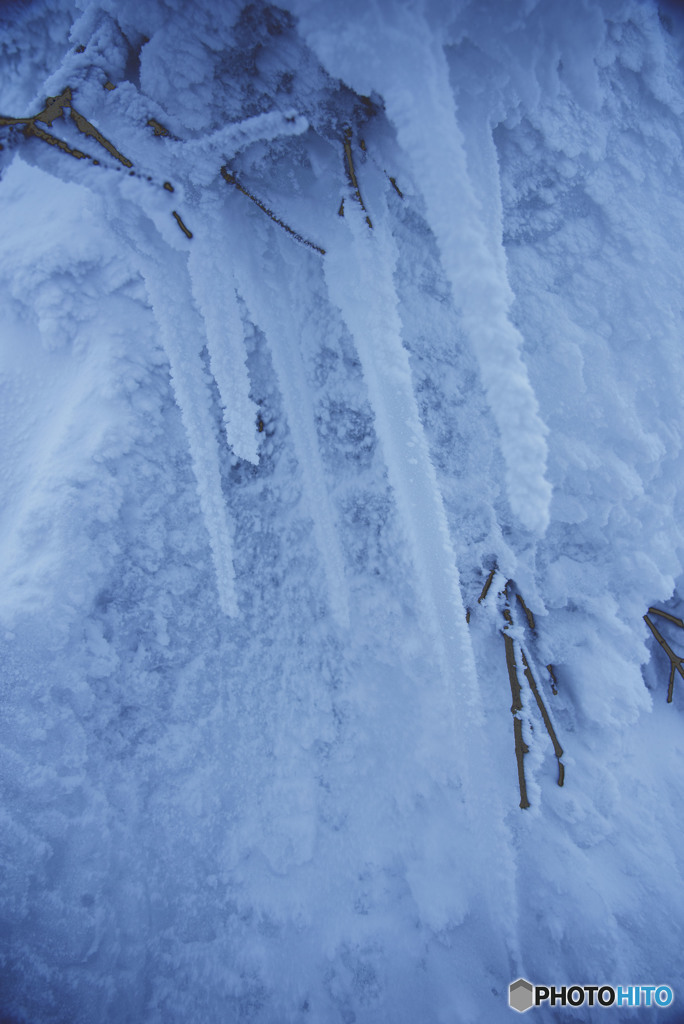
left=1, top=0, right=684, bottom=1021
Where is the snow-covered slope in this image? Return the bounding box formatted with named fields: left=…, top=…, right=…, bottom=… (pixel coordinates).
left=1, top=0, right=684, bottom=1021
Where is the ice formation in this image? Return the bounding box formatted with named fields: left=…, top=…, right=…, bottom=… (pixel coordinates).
left=1, top=0, right=684, bottom=1021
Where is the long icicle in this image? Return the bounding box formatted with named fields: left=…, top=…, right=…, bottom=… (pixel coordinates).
left=122, top=210, right=240, bottom=618
left=228, top=217, right=350, bottom=629
left=367, top=13, right=552, bottom=534
left=323, top=199, right=481, bottom=721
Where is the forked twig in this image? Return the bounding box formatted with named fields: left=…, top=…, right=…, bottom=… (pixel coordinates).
left=1, top=87, right=133, bottom=168
left=648, top=606, right=684, bottom=630
left=1, top=87, right=197, bottom=237
left=644, top=611, right=684, bottom=703
left=483, top=574, right=564, bottom=806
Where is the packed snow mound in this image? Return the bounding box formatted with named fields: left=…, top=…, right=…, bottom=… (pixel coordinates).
left=1, top=0, right=684, bottom=1021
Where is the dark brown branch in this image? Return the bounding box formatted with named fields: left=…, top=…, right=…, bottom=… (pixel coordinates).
left=521, top=651, right=564, bottom=786
left=503, top=633, right=523, bottom=713
left=34, top=89, right=71, bottom=126
left=69, top=106, right=132, bottom=167
left=221, top=166, right=326, bottom=255
left=648, top=607, right=684, bottom=630
left=516, top=593, right=536, bottom=630
left=1, top=86, right=133, bottom=169
left=172, top=211, right=193, bottom=238
left=502, top=631, right=530, bottom=808
left=343, top=129, right=372, bottom=228
left=389, top=176, right=403, bottom=198
left=24, top=121, right=89, bottom=160
left=644, top=613, right=684, bottom=702
left=478, top=565, right=496, bottom=604
left=147, top=119, right=170, bottom=137
left=513, top=717, right=531, bottom=809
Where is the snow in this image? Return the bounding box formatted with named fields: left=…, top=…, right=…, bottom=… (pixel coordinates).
left=2, top=0, right=684, bottom=1021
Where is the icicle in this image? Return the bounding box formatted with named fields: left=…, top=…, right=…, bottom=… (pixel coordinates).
left=309, top=140, right=522, bottom=969
left=292, top=5, right=552, bottom=535
left=121, top=211, right=240, bottom=617
left=323, top=195, right=481, bottom=721
left=228, top=213, right=350, bottom=631
left=378, top=32, right=552, bottom=535
left=188, top=203, right=260, bottom=465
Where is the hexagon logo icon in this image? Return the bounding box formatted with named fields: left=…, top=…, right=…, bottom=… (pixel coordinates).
left=509, top=978, right=534, bottom=1012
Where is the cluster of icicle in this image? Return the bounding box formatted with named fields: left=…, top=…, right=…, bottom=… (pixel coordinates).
left=32, top=0, right=552, bottom=694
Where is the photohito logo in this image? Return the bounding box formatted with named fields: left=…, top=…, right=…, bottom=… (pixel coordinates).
left=508, top=978, right=674, bottom=1012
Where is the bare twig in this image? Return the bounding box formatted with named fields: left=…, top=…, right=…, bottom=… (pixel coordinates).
left=478, top=565, right=496, bottom=604
left=644, top=612, right=684, bottom=703
left=502, top=631, right=529, bottom=808
left=503, top=633, right=522, bottom=713
left=147, top=118, right=170, bottom=137
left=648, top=607, right=684, bottom=630
left=513, top=718, right=531, bottom=810
left=172, top=211, right=193, bottom=238
left=24, top=120, right=89, bottom=160
left=495, top=583, right=566, bottom=805
left=388, top=176, right=403, bottom=198
left=516, top=593, right=536, bottom=631
left=1, top=86, right=132, bottom=168
left=221, top=165, right=326, bottom=255
left=343, top=128, right=372, bottom=228
left=521, top=651, right=564, bottom=786
left=69, top=102, right=132, bottom=167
